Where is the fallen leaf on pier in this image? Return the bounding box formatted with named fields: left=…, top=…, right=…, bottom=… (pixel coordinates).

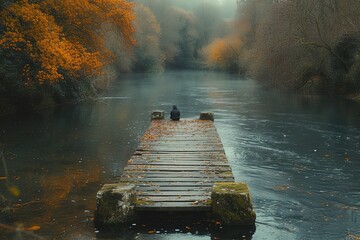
left=147, top=230, right=156, bottom=234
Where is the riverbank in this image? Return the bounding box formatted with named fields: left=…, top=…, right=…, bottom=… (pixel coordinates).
left=0, top=81, right=101, bottom=117
left=2, top=69, right=360, bottom=118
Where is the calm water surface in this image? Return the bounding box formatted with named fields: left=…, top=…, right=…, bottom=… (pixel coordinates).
left=0, top=71, right=359, bottom=240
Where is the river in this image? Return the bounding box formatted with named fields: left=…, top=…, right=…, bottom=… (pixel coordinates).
left=0, top=71, right=359, bottom=240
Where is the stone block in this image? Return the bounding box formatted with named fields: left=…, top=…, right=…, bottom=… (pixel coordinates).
left=151, top=110, right=165, bottom=120
left=94, top=183, right=136, bottom=225
left=211, top=182, right=256, bottom=226
left=200, top=112, right=214, bottom=121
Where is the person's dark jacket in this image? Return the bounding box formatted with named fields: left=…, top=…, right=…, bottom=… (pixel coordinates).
left=170, top=105, right=180, bottom=120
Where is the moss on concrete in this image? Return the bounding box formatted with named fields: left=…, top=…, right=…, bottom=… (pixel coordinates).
left=134, top=198, right=153, bottom=206
left=204, top=199, right=212, bottom=205
left=94, top=183, right=136, bottom=225
left=211, top=182, right=256, bottom=226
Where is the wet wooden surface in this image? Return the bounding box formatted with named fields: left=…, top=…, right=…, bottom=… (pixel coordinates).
left=120, top=119, right=234, bottom=211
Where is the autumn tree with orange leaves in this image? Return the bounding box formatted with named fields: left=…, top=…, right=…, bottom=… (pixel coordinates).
left=202, top=37, right=244, bottom=73
left=0, top=0, right=135, bottom=112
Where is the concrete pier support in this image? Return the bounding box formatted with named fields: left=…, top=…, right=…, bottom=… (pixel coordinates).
left=94, top=183, right=136, bottom=225
left=211, top=182, right=256, bottom=226
left=200, top=112, right=214, bottom=121
left=151, top=111, right=165, bottom=120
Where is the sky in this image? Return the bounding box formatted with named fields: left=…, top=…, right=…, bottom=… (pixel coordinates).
left=170, top=0, right=238, bottom=19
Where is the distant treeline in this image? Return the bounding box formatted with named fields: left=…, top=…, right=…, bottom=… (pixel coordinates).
left=114, top=0, right=233, bottom=72
left=203, top=0, right=360, bottom=96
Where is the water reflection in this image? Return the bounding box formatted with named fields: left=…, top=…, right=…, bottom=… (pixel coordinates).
left=0, top=71, right=360, bottom=239
left=95, top=212, right=256, bottom=240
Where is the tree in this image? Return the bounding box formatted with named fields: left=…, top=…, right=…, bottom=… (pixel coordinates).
left=193, top=3, right=222, bottom=57
left=0, top=0, right=136, bottom=111
left=136, top=0, right=200, bottom=68
left=132, top=4, right=164, bottom=72
left=233, top=0, right=360, bottom=94
left=202, top=37, right=243, bottom=73
left=137, top=0, right=180, bottom=65
left=1, top=1, right=100, bottom=82
left=1, top=0, right=135, bottom=83
left=170, top=7, right=198, bottom=68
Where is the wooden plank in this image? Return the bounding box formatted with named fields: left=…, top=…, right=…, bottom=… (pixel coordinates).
left=126, top=161, right=230, bottom=166
left=128, top=159, right=228, bottom=163
left=134, top=152, right=226, bottom=156
left=130, top=182, right=215, bottom=187
left=124, top=167, right=232, bottom=172
left=121, top=172, right=233, bottom=179
left=137, top=147, right=224, bottom=151
left=137, top=191, right=210, bottom=196
left=135, top=202, right=211, bottom=211
left=130, top=158, right=227, bottom=162
left=136, top=186, right=211, bottom=192
left=122, top=172, right=234, bottom=177
left=139, top=141, right=222, bottom=146
left=136, top=149, right=225, bottom=153
left=131, top=155, right=227, bottom=160
left=146, top=139, right=221, bottom=143
left=135, top=152, right=225, bottom=155
left=137, top=196, right=210, bottom=202
left=120, top=177, right=234, bottom=182
left=121, top=173, right=234, bottom=179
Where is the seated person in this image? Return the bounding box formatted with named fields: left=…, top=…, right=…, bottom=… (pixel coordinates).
left=170, top=105, right=180, bottom=121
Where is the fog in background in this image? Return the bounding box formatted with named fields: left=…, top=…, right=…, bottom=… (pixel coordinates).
left=112, top=0, right=239, bottom=73
left=164, top=0, right=238, bottom=19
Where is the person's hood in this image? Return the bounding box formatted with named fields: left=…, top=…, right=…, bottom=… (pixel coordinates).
left=173, top=105, right=177, bottom=110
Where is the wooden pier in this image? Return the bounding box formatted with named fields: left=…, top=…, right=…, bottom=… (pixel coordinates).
left=121, top=117, right=234, bottom=211
left=95, top=112, right=255, bottom=226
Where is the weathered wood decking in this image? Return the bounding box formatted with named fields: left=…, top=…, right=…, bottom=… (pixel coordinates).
left=95, top=113, right=256, bottom=226
left=119, top=119, right=234, bottom=211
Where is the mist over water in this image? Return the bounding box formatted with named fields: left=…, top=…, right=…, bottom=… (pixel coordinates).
left=1, top=71, right=359, bottom=239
